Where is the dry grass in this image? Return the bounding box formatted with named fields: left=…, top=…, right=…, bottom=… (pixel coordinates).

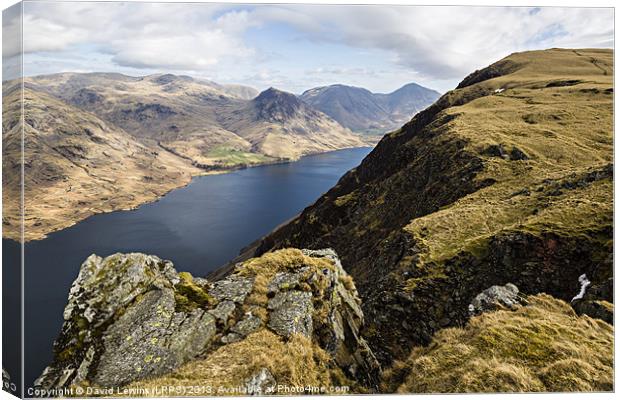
left=400, top=48, right=612, bottom=278
left=237, top=248, right=334, bottom=309
left=383, top=294, right=613, bottom=393
left=1, top=86, right=200, bottom=241
left=125, top=329, right=347, bottom=396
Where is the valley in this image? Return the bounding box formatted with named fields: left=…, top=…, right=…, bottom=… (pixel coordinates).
left=3, top=73, right=437, bottom=241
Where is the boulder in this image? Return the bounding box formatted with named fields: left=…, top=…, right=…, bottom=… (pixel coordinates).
left=268, top=291, right=314, bottom=337
left=468, top=283, right=524, bottom=316
left=34, top=253, right=217, bottom=390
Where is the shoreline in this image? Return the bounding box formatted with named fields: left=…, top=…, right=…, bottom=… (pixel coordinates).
left=4, top=146, right=374, bottom=244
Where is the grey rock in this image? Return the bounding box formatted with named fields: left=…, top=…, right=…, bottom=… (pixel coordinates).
left=306, top=249, right=380, bottom=387
left=267, top=269, right=308, bottom=294
left=209, top=276, right=253, bottom=303
left=468, top=283, right=523, bottom=316
left=97, top=289, right=216, bottom=387
left=221, top=332, right=242, bottom=344
left=35, top=253, right=216, bottom=390
left=192, top=277, right=211, bottom=288
left=573, top=300, right=613, bottom=324
left=245, top=368, right=276, bottom=395
left=208, top=300, right=236, bottom=323
left=232, top=314, right=262, bottom=337
left=61, top=253, right=178, bottom=326
left=268, top=290, right=314, bottom=338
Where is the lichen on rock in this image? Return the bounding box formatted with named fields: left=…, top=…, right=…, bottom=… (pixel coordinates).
left=36, top=248, right=379, bottom=393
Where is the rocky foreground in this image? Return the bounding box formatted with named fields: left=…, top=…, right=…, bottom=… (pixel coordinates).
left=37, top=249, right=612, bottom=395
left=35, top=249, right=379, bottom=394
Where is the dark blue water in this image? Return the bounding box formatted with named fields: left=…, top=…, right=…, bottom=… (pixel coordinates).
left=3, top=147, right=371, bottom=390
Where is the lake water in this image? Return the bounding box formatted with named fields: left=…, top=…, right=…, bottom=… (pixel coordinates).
left=1, top=147, right=372, bottom=391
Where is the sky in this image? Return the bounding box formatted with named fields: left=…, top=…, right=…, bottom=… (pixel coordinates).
left=2, top=1, right=615, bottom=94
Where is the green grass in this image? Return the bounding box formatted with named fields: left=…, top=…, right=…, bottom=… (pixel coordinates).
left=206, top=145, right=274, bottom=167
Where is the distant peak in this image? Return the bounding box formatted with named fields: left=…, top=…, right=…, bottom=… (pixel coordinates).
left=253, top=87, right=305, bottom=121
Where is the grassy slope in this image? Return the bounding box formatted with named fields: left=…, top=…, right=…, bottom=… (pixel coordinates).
left=1, top=85, right=200, bottom=241
left=403, top=48, right=613, bottom=269
left=384, top=294, right=613, bottom=393
left=253, top=48, right=613, bottom=365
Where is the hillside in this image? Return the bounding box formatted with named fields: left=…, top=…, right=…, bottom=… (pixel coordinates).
left=384, top=294, right=613, bottom=393
left=1, top=83, right=200, bottom=241
left=301, top=83, right=440, bottom=133
left=249, top=48, right=613, bottom=365
left=23, top=73, right=365, bottom=168
left=3, top=74, right=369, bottom=240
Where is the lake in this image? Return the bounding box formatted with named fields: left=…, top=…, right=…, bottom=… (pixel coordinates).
left=1, top=147, right=372, bottom=390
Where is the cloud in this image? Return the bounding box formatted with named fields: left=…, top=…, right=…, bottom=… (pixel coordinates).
left=21, top=2, right=255, bottom=71
left=16, top=3, right=615, bottom=84
left=251, top=5, right=613, bottom=80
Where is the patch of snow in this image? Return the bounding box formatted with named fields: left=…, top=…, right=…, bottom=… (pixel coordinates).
left=494, top=88, right=505, bottom=94
left=571, top=274, right=591, bottom=302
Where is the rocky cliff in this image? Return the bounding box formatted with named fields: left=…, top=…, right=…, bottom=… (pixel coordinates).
left=36, top=249, right=379, bottom=394
left=249, top=48, right=613, bottom=365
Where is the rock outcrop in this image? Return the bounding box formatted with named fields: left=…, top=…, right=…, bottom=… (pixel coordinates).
left=571, top=276, right=613, bottom=324
left=468, top=283, right=525, bottom=316
left=36, top=249, right=379, bottom=392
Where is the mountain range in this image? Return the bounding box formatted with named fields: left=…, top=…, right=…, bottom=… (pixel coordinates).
left=3, top=72, right=438, bottom=241
left=301, top=83, right=440, bottom=133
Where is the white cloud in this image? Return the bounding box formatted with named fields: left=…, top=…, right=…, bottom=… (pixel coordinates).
left=252, top=5, right=614, bottom=80
left=21, top=2, right=255, bottom=71
left=14, top=2, right=615, bottom=86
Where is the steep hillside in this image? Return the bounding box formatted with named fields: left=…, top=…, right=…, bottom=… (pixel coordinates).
left=1, top=83, right=200, bottom=241
left=301, top=83, right=440, bottom=133
left=220, top=88, right=366, bottom=159
left=250, top=49, right=613, bottom=364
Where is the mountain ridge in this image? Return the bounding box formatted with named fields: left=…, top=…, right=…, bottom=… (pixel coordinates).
left=301, top=82, right=441, bottom=133
left=3, top=74, right=369, bottom=240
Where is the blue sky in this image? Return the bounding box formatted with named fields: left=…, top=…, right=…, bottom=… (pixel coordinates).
left=2, top=2, right=614, bottom=94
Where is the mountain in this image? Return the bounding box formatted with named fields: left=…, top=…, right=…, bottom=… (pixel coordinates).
left=4, top=73, right=367, bottom=240
left=35, top=48, right=613, bottom=394
left=220, top=88, right=366, bottom=159
left=301, top=82, right=440, bottom=133
left=22, top=72, right=365, bottom=168
left=1, top=82, right=199, bottom=241
left=233, top=48, right=613, bottom=375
